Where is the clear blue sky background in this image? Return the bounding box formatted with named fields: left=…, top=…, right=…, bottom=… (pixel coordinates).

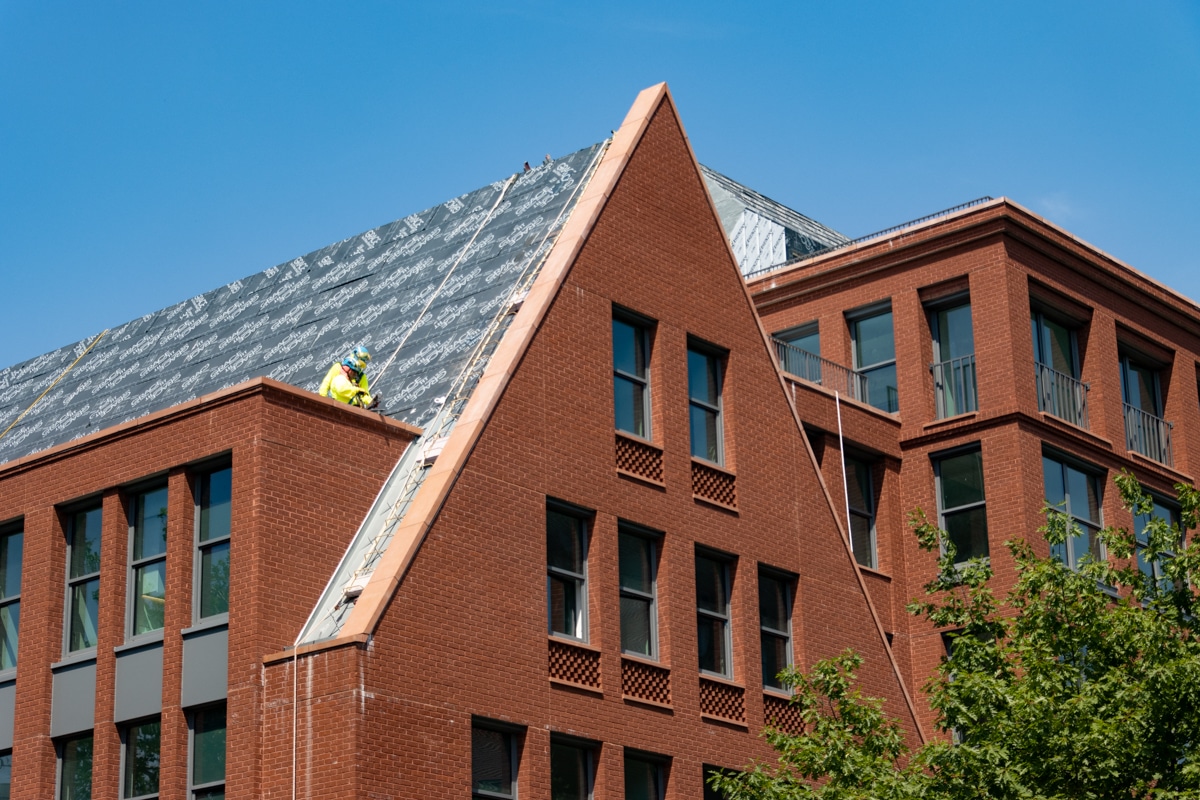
left=2, top=1, right=1197, bottom=370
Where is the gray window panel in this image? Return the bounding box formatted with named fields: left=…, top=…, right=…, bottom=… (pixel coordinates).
left=196, top=468, right=231, bottom=623
left=1120, top=356, right=1162, bottom=415
left=696, top=553, right=732, bottom=678
left=759, top=572, right=793, bottom=691
left=613, top=316, right=651, bottom=439
left=114, top=642, right=163, bottom=723
left=1042, top=455, right=1104, bottom=569
left=851, top=309, right=899, bottom=412
left=1032, top=312, right=1078, bottom=377
left=0, top=529, right=21, bottom=672
left=547, top=507, right=588, bottom=641
left=845, top=457, right=876, bottom=569
left=687, top=347, right=724, bottom=464
left=51, top=660, right=96, bottom=738
left=472, top=726, right=516, bottom=799
left=190, top=705, right=226, bottom=798
left=624, top=754, right=663, bottom=800
left=932, top=303, right=975, bottom=363
left=59, top=734, right=93, bottom=800
left=66, top=507, right=102, bottom=654
left=0, top=682, right=13, bottom=751
left=550, top=741, right=592, bottom=800
left=181, top=625, right=228, bottom=708
left=936, top=449, right=989, bottom=563
left=123, top=719, right=160, bottom=799
left=618, top=530, right=657, bottom=658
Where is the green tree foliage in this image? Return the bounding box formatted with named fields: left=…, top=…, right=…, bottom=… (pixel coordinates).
left=711, top=473, right=1200, bottom=800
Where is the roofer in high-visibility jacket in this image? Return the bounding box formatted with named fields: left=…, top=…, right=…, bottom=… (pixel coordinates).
left=318, top=346, right=379, bottom=409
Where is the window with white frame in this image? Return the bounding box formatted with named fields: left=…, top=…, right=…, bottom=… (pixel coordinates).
left=687, top=342, right=724, bottom=464
left=758, top=569, right=793, bottom=692
left=613, top=310, right=653, bottom=440
left=129, top=486, right=167, bottom=638
left=189, top=704, right=225, bottom=799
left=195, top=467, right=231, bottom=622
left=547, top=505, right=589, bottom=641
left=845, top=457, right=876, bottom=569
left=550, top=739, right=593, bottom=800
left=624, top=751, right=665, bottom=800
left=58, top=733, right=93, bottom=800
left=695, top=551, right=733, bottom=678
left=618, top=526, right=658, bottom=658
left=122, top=718, right=160, bottom=799
left=472, top=722, right=519, bottom=800
left=1042, top=454, right=1103, bottom=569
left=65, top=506, right=102, bottom=654
left=935, top=447, right=989, bottom=563
left=0, top=525, right=22, bottom=671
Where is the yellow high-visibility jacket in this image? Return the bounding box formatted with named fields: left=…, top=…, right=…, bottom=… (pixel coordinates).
left=319, top=363, right=372, bottom=407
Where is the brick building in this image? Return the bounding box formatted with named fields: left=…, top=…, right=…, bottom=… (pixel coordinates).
left=0, top=82, right=1191, bottom=798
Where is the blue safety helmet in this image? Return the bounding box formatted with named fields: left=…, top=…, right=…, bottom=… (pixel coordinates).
left=342, top=356, right=366, bottom=373
left=353, top=346, right=372, bottom=363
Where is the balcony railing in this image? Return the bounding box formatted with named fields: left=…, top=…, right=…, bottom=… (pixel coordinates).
left=931, top=354, right=977, bottom=419
left=1124, top=403, right=1173, bottom=466
left=773, top=338, right=869, bottom=404
left=1035, top=361, right=1090, bottom=429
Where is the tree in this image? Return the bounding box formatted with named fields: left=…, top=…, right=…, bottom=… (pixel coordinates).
left=711, top=473, right=1200, bottom=800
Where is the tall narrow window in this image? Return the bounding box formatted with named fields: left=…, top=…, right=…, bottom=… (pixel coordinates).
left=849, top=306, right=898, bottom=412
left=66, top=506, right=102, bottom=653
left=1042, top=455, right=1103, bottom=569
left=703, top=766, right=733, bottom=800
left=1032, top=309, right=1088, bottom=427
left=1120, top=352, right=1172, bottom=464
left=695, top=552, right=733, bottom=678
left=930, top=301, right=976, bottom=418
left=1134, top=496, right=1179, bottom=591
left=472, top=723, right=518, bottom=800
left=845, top=457, right=876, bottom=569
left=550, top=740, right=593, bottom=800
left=547, top=506, right=588, bottom=641
left=624, top=752, right=664, bottom=800
left=619, top=527, right=658, bottom=658
left=129, top=487, right=167, bottom=638
left=196, top=467, right=231, bottom=621
left=935, top=448, right=989, bottom=563
left=0, top=750, right=11, bottom=800
left=687, top=344, right=724, bottom=464
left=758, top=570, right=793, bottom=691
left=59, top=734, right=93, bottom=800
left=613, top=313, right=652, bottom=439
left=190, top=705, right=226, bottom=799
left=0, top=526, right=22, bottom=671
left=122, top=719, right=160, bottom=799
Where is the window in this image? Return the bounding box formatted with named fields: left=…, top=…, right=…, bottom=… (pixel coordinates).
left=624, top=752, right=664, bottom=800
left=1042, top=455, right=1103, bottom=569
left=1120, top=352, right=1172, bottom=464
left=1032, top=309, right=1087, bottom=426
left=129, top=487, right=167, bottom=638
left=196, top=467, right=231, bottom=621
left=703, top=766, right=733, bottom=800
left=547, top=505, right=588, bottom=641
left=1032, top=310, right=1079, bottom=379
left=930, top=301, right=976, bottom=418
left=1120, top=353, right=1164, bottom=417
left=687, top=343, right=724, bottom=464
left=935, top=448, right=989, bottom=563
left=758, top=570, right=793, bottom=692
left=1134, top=496, right=1180, bottom=592
left=189, top=705, right=226, bottom=799
left=550, top=740, right=593, bottom=800
left=65, top=506, right=102, bottom=653
left=849, top=306, right=898, bottom=412
left=0, top=526, right=22, bottom=671
left=845, top=457, right=876, bottom=569
left=122, top=719, right=160, bottom=799
left=59, top=734, right=93, bottom=800
left=695, top=551, right=733, bottom=678
left=0, top=750, right=10, bottom=800
left=618, top=527, right=658, bottom=658
left=472, top=723, right=518, bottom=799
left=613, top=312, right=652, bottom=439
left=774, top=323, right=821, bottom=384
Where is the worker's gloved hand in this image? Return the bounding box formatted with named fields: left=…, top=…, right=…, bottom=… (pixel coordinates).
left=367, top=394, right=381, bottom=411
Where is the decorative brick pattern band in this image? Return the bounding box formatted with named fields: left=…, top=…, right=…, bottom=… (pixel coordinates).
left=621, top=657, right=671, bottom=706
left=616, top=433, right=664, bottom=484
left=548, top=639, right=601, bottom=689
left=692, top=460, right=737, bottom=508
left=699, top=677, right=746, bottom=723
left=763, top=693, right=803, bottom=735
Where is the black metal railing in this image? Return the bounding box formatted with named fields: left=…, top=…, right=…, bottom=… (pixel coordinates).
left=1035, top=362, right=1090, bottom=429
left=932, top=354, right=977, bottom=418
left=1124, top=403, right=1173, bottom=466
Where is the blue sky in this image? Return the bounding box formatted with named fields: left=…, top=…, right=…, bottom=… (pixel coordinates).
left=2, top=1, right=1197, bottom=370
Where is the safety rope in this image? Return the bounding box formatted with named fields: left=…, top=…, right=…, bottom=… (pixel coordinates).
left=0, top=329, right=109, bottom=443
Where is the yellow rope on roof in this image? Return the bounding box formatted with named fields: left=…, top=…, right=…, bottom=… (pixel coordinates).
left=0, top=329, right=109, bottom=443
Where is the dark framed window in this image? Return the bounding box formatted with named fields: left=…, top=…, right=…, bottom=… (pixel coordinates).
left=472, top=722, right=519, bottom=800
left=848, top=304, right=898, bottom=412
left=195, top=467, right=231, bottom=622
left=613, top=311, right=652, bottom=440
left=550, top=739, right=594, bottom=800
left=1032, top=310, right=1080, bottom=379
left=1134, top=495, right=1180, bottom=591
left=547, top=504, right=589, bottom=641
left=696, top=551, right=733, bottom=678
left=929, top=299, right=977, bottom=418
left=774, top=322, right=821, bottom=384
left=624, top=751, right=665, bottom=800
left=687, top=342, right=725, bottom=464
left=65, top=506, right=102, bottom=654
left=935, top=448, right=989, bottom=563
left=189, top=704, right=226, bottom=799
left=1120, top=353, right=1164, bottom=417
left=845, top=457, right=876, bottom=569
left=129, top=486, right=167, bottom=638
left=58, top=733, right=93, bottom=800
left=758, top=569, right=793, bottom=691
left=1042, top=454, right=1103, bottom=569
left=703, top=765, right=734, bottom=800
left=0, top=749, right=10, bottom=799
left=618, top=526, right=658, bottom=658
left=122, top=718, right=160, bottom=799
left=0, top=525, right=22, bottom=671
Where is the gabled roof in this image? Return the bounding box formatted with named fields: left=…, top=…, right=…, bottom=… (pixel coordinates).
left=0, top=144, right=607, bottom=466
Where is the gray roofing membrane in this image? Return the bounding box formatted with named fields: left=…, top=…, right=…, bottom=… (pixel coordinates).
left=0, top=144, right=606, bottom=466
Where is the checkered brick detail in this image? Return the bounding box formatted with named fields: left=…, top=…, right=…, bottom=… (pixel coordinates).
left=763, top=693, right=803, bottom=735
left=616, top=433, right=664, bottom=484
left=548, top=638, right=601, bottom=689
left=699, top=677, right=746, bottom=723
left=692, top=460, right=737, bottom=508
left=621, top=657, right=671, bottom=706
